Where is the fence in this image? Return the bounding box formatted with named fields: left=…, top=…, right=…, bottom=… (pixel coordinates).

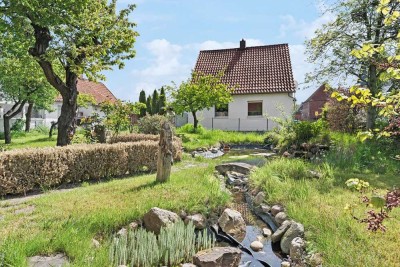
left=197, top=117, right=273, bottom=131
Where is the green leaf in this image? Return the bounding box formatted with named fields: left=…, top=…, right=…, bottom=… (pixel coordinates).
left=370, top=196, right=386, bottom=209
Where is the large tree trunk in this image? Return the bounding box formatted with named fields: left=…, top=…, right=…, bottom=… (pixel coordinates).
left=29, top=23, right=79, bottom=146
left=192, top=111, right=198, bottom=130
left=57, top=73, right=78, bottom=146
left=4, top=116, right=11, bottom=144
left=25, top=102, right=34, bottom=132
left=156, top=121, right=173, bottom=183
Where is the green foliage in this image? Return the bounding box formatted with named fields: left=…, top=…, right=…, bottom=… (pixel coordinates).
left=179, top=123, right=206, bottom=134
left=159, top=86, right=167, bottom=115
left=110, top=221, right=214, bottom=267
left=139, top=90, right=147, bottom=117
left=137, top=114, right=173, bottom=135
left=146, top=96, right=152, bottom=115
left=77, top=93, right=97, bottom=108
left=10, top=119, right=25, bottom=132
left=101, top=100, right=145, bottom=136
left=151, top=89, right=159, bottom=115
left=170, top=71, right=235, bottom=129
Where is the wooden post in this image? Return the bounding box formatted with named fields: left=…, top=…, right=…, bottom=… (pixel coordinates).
left=156, top=121, right=173, bottom=183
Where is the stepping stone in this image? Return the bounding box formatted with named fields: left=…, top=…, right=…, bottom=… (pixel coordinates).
left=28, top=254, right=69, bottom=267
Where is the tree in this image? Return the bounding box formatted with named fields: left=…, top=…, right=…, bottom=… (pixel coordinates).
left=101, top=100, right=145, bottom=136
left=152, top=89, right=159, bottom=115
left=0, top=0, right=138, bottom=146
left=146, top=96, right=152, bottom=115
left=170, top=71, right=234, bottom=130
left=0, top=57, right=57, bottom=144
left=306, top=0, right=400, bottom=129
left=332, top=0, right=400, bottom=140
left=159, top=86, right=167, bottom=115
left=139, top=90, right=147, bottom=117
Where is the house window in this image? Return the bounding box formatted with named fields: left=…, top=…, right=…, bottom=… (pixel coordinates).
left=215, top=104, right=228, bottom=117
left=248, top=101, right=262, bottom=116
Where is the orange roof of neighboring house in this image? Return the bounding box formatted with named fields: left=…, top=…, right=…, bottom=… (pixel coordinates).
left=194, top=41, right=296, bottom=95
left=56, top=79, right=117, bottom=104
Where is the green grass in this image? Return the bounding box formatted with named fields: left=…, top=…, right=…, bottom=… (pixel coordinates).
left=251, top=154, right=400, bottom=266
left=0, top=159, right=229, bottom=266
left=0, top=131, right=57, bottom=150
left=176, top=124, right=266, bottom=151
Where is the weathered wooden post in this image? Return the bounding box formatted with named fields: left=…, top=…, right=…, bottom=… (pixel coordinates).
left=156, top=121, right=173, bottom=182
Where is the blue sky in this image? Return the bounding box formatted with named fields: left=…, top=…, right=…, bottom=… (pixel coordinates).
left=103, top=0, right=335, bottom=103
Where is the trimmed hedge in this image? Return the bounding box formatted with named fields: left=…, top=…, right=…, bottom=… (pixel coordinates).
left=0, top=140, right=182, bottom=195
left=109, top=133, right=160, bottom=143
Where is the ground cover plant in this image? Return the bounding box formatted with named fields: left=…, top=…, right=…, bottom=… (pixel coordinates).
left=0, top=159, right=229, bottom=266
left=176, top=123, right=266, bottom=151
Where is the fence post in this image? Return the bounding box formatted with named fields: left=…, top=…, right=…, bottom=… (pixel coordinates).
left=238, top=118, right=240, bottom=131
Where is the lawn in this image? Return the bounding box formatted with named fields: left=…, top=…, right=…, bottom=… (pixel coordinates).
left=0, top=158, right=229, bottom=266
left=250, top=135, right=400, bottom=267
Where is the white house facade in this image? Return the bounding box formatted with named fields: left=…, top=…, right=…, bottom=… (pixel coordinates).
left=188, top=40, right=296, bottom=131
left=0, top=78, right=117, bottom=132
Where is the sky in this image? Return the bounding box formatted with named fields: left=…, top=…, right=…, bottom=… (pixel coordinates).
left=103, top=0, right=335, bottom=103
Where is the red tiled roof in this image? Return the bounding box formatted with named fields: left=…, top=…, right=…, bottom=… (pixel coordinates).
left=194, top=43, right=296, bottom=95
left=56, top=79, right=117, bottom=104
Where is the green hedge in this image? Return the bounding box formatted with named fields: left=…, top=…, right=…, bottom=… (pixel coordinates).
left=0, top=140, right=182, bottom=195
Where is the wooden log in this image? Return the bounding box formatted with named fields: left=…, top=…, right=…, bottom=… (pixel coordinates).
left=156, top=121, right=173, bottom=182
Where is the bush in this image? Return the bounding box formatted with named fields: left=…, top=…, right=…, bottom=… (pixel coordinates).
left=178, top=123, right=205, bottom=134
left=137, top=115, right=173, bottom=135
left=0, top=140, right=182, bottom=195
left=10, top=119, right=25, bottom=132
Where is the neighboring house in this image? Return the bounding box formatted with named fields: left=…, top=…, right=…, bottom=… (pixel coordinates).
left=188, top=39, right=296, bottom=131
left=0, top=78, right=117, bottom=132
left=296, top=84, right=330, bottom=121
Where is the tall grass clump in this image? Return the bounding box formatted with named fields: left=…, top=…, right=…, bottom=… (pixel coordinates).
left=109, top=221, right=214, bottom=267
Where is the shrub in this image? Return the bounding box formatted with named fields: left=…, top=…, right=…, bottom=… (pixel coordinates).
left=178, top=123, right=205, bottom=134
left=10, top=119, right=25, bottom=132
left=110, top=221, right=214, bottom=267
left=137, top=115, right=173, bottom=135
left=0, top=140, right=182, bottom=195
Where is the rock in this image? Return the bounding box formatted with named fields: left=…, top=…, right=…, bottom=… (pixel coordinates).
left=271, top=205, right=284, bottom=216
left=181, top=264, right=197, bottom=267
left=253, top=192, right=265, bottom=206
left=28, top=254, right=69, bottom=267
left=282, top=151, right=291, bottom=158
left=250, top=241, right=264, bottom=252
left=290, top=237, right=305, bottom=263
left=185, top=214, right=207, bottom=230
left=215, top=162, right=255, bottom=176
left=92, top=238, right=100, bottom=248
left=309, top=253, right=323, bottom=267
left=280, top=222, right=305, bottom=254
left=281, top=261, right=291, bottom=267
left=129, top=221, right=139, bottom=230
left=117, top=228, right=127, bottom=236
left=218, top=209, right=246, bottom=241
left=180, top=210, right=188, bottom=219
left=193, top=247, right=241, bottom=267
left=274, top=212, right=288, bottom=225
left=210, top=148, right=219, bottom=153
left=262, top=228, right=272, bottom=237
left=260, top=204, right=271, bottom=213
left=143, top=207, right=180, bottom=234
left=271, top=220, right=292, bottom=243
left=308, top=170, right=322, bottom=179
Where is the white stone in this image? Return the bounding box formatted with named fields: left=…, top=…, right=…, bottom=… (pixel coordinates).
left=250, top=241, right=264, bottom=252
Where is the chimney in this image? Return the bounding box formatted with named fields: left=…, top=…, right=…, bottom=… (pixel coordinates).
left=240, top=39, right=246, bottom=50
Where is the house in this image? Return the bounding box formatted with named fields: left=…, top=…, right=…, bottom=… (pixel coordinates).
left=296, top=84, right=330, bottom=121
left=188, top=39, right=296, bottom=131
left=0, top=78, right=117, bottom=132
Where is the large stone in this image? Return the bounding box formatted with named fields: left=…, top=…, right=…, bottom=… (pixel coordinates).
left=181, top=264, right=197, bottom=267
left=290, top=237, right=305, bottom=263
left=193, top=247, right=241, bottom=267
left=185, top=214, right=207, bottom=230
left=280, top=222, right=305, bottom=254
left=262, top=228, right=272, bottom=237
left=28, top=254, right=69, bottom=267
left=271, top=220, right=292, bottom=243
left=281, top=261, right=291, bottom=267
left=271, top=205, right=284, bottom=216
left=143, top=207, right=180, bottom=234
left=253, top=192, right=265, bottom=206
left=218, top=208, right=246, bottom=241
left=309, top=253, right=323, bottom=267
left=250, top=240, right=264, bottom=251
left=215, top=162, right=255, bottom=176
left=274, top=212, right=288, bottom=225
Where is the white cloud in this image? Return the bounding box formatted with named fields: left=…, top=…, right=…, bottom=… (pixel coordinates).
left=279, top=11, right=335, bottom=40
